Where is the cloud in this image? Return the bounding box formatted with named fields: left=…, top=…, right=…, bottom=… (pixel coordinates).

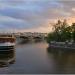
left=0, top=0, right=75, bottom=33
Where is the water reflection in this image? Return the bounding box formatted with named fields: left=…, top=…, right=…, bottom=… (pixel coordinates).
left=47, top=46, right=75, bottom=74
left=0, top=49, right=15, bottom=67
left=34, top=39, right=43, bottom=43
left=17, top=39, right=44, bottom=45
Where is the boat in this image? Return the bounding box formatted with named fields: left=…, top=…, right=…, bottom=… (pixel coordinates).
left=49, top=41, right=75, bottom=51
left=0, top=34, right=16, bottom=50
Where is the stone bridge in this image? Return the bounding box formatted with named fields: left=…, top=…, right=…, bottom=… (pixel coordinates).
left=14, top=32, right=48, bottom=41
left=0, top=32, right=48, bottom=43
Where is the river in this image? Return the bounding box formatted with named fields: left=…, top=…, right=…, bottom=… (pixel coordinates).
left=0, top=41, right=75, bottom=74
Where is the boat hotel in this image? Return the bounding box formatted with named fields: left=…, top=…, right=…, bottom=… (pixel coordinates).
left=0, top=34, right=16, bottom=50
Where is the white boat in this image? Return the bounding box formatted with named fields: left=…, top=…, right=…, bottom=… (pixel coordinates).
left=0, top=35, right=16, bottom=50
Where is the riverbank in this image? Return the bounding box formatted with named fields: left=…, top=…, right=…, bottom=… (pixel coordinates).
left=48, top=41, right=75, bottom=52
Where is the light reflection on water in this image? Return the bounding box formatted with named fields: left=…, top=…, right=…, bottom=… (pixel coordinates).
left=0, top=42, right=75, bottom=74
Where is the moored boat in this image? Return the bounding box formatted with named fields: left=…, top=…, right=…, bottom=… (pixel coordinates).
left=0, top=35, right=16, bottom=50
left=49, top=41, right=75, bottom=51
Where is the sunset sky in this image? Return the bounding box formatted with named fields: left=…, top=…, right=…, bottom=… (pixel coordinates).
left=0, top=0, right=75, bottom=33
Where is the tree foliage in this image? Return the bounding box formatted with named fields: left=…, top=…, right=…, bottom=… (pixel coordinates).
left=47, top=19, right=75, bottom=43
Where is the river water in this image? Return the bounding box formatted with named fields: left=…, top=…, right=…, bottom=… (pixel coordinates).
left=0, top=41, right=75, bottom=74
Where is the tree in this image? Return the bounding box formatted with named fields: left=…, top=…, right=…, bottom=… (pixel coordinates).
left=47, top=19, right=71, bottom=43
left=52, top=20, right=62, bottom=32
left=60, top=26, right=71, bottom=42
left=47, top=31, right=61, bottom=43
left=71, top=23, right=75, bottom=42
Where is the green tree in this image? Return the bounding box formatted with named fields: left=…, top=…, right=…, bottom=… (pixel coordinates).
left=60, top=26, right=71, bottom=42
left=47, top=19, right=71, bottom=43
left=71, top=23, right=75, bottom=42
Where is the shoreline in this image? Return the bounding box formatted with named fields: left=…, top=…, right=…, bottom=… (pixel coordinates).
left=48, top=41, right=75, bottom=51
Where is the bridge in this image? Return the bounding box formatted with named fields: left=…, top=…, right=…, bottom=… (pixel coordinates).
left=14, top=32, right=48, bottom=42
left=0, top=32, right=48, bottom=43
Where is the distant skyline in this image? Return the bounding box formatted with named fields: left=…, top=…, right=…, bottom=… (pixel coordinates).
left=0, top=0, right=75, bottom=33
